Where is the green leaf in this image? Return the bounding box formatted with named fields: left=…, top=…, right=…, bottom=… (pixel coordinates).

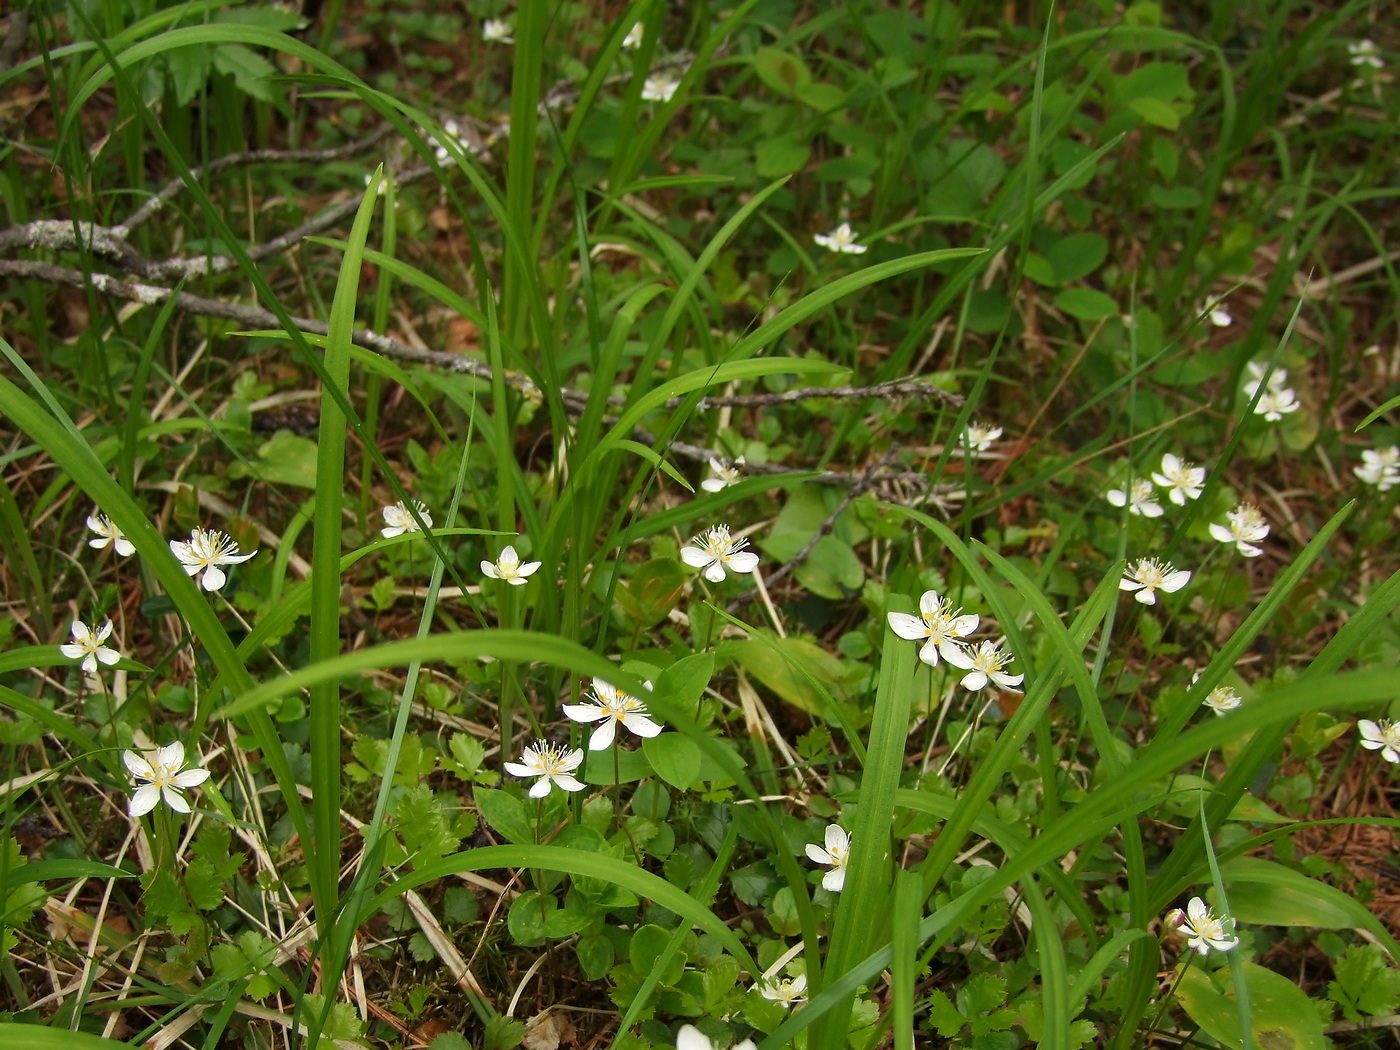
left=1149, top=184, right=1203, bottom=208
left=1054, top=287, right=1119, bottom=321
left=576, top=933, right=614, bottom=980
left=756, top=134, right=811, bottom=179
left=184, top=856, right=228, bottom=912
left=0, top=1023, right=143, bottom=1048
left=1128, top=97, right=1180, bottom=128
left=616, top=559, right=687, bottom=628
left=1177, top=962, right=1326, bottom=1050
left=1045, top=232, right=1108, bottom=284
left=508, top=891, right=551, bottom=946
left=928, top=990, right=965, bottom=1036
left=631, top=924, right=688, bottom=987
left=473, top=788, right=534, bottom=845
left=728, top=635, right=850, bottom=715
left=1223, top=856, right=1391, bottom=931
left=1329, top=943, right=1400, bottom=1022
left=643, top=733, right=703, bottom=790
left=751, top=47, right=812, bottom=98
left=793, top=535, right=864, bottom=600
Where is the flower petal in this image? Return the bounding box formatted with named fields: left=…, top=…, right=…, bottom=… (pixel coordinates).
left=162, top=785, right=192, bottom=813
left=805, top=843, right=832, bottom=865
left=201, top=565, right=227, bottom=591
left=1133, top=588, right=1158, bottom=605
left=562, top=703, right=606, bottom=724
left=887, top=612, right=928, bottom=640
left=528, top=778, right=553, bottom=798
left=124, top=750, right=153, bottom=779
left=822, top=867, right=846, bottom=892
left=703, top=561, right=727, bottom=583
left=726, top=552, right=759, bottom=574
left=551, top=773, right=585, bottom=792
left=625, top=714, right=664, bottom=738
left=173, top=768, right=210, bottom=789
left=588, top=718, right=618, bottom=751
left=679, top=547, right=712, bottom=568
left=129, top=783, right=161, bottom=816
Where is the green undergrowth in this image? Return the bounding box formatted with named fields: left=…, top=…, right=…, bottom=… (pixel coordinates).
left=2, top=1, right=1400, bottom=1049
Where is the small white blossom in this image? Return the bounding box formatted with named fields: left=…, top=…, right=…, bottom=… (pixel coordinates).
left=621, top=21, right=643, bottom=49
left=641, top=70, right=680, bottom=102
left=1208, top=502, right=1269, bottom=557
left=1120, top=558, right=1191, bottom=605
left=1202, top=686, right=1242, bottom=716
left=504, top=740, right=585, bottom=797
left=381, top=499, right=432, bottom=538
left=1207, top=303, right=1232, bottom=327
left=482, top=18, right=513, bottom=43
left=701, top=456, right=745, bottom=493
left=481, top=544, right=542, bottom=586
left=805, top=824, right=851, bottom=892
left=680, top=525, right=760, bottom=583
left=86, top=513, right=135, bottom=556
left=1359, top=718, right=1400, bottom=763
left=430, top=119, right=466, bottom=163
left=60, top=620, right=120, bottom=673
left=1354, top=447, right=1400, bottom=491
left=813, top=222, right=868, bottom=255
left=1177, top=896, right=1239, bottom=956
left=1254, top=386, right=1301, bottom=422
left=1151, top=453, right=1206, bottom=506
left=960, top=421, right=1003, bottom=454
left=1243, top=361, right=1289, bottom=399
left=1350, top=39, right=1384, bottom=69
left=760, top=972, right=808, bottom=1008
left=124, top=741, right=210, bottom=817
left=1106, top=478, right=1165, bottom=518
left=676, top=1025, right=757, bottom=1050
left=886, top=590, right=979, bottom=667
left=170, top=527, right=256, bottom=592
left=562, top=679, right=662, bottom=750
left=943, top=639, right=1025, bottom=692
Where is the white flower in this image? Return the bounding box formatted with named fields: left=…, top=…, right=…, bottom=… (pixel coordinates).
left=170, top=527, right=256, bottom=592
left=621, top=21, right=643, bottom=49
left=1151, top=453, right=1206, bottom=506
left=886, top=590, right=979, bottom=667
left=60, top=620, right=120, bottom=673
left=1120, top=558, right=1191, bottom=605
left=680, top=525, right=760, bottom=583
left=1350, top=39, right=1384, bottom=69
left=641, top=71, right=680, bottom=102
left=1208, top=502, right=1269, bottom=557
left=676, top=1025, right=757, bottom=1050
left=482, top=18, right=513, bottom=43
left=503, top=741, right=585, bottom=797
left=943, top=639, right=1025, bottom=692
left=1359, top=718, right=1400, bottom=763
left=1177, top=896, right=1239, bottom=956
left=760, top=972, right=807, bottom=1007
left=123, top=741, right=210, bottom=817
left=1105, top=478, right=1165, bottom=518
left=701, top=456, right=745, bottom=493
left=86, top=513, right=135, bottom=556
left=1354, top=447, right=1400, bottom=491
left=1243, top=361, right=1289, bottom=399
left=805, top=824, right=851, bottom=892
left=481, top=544, right=542, bottom=586
left=430, top=119, right=465, bottom=163
left=381, top=499, right=432, bottom=538
left=1254, top=386, right=1301, bottom=422
left=562, top=679, right=663, bottom=750
left=1207, top=303, right=1232, bottom=327
left=1202, top=686, right=1242, bottom=716
left=960, top=422, right=1003, bottom=454
left=813, top=222, right=868, bottom=255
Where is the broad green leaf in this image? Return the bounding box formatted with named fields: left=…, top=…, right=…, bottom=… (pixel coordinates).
left=473, top=788, right=534, bottom=845
left=1046, top=232, right=1108, bottom=284
left=1223, top=857, right=1395, bottom=935
left=643, top=733, right=703, bottom=790
left=752, top=47, right=812, bottom=98
left=1176, top=962, right=1326, bottom=1050
left=1054, top=287, right=1118, bottom=321
left=756, top=134, right=811, bottom=179
left=728, top=635, right=849, bottom=715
